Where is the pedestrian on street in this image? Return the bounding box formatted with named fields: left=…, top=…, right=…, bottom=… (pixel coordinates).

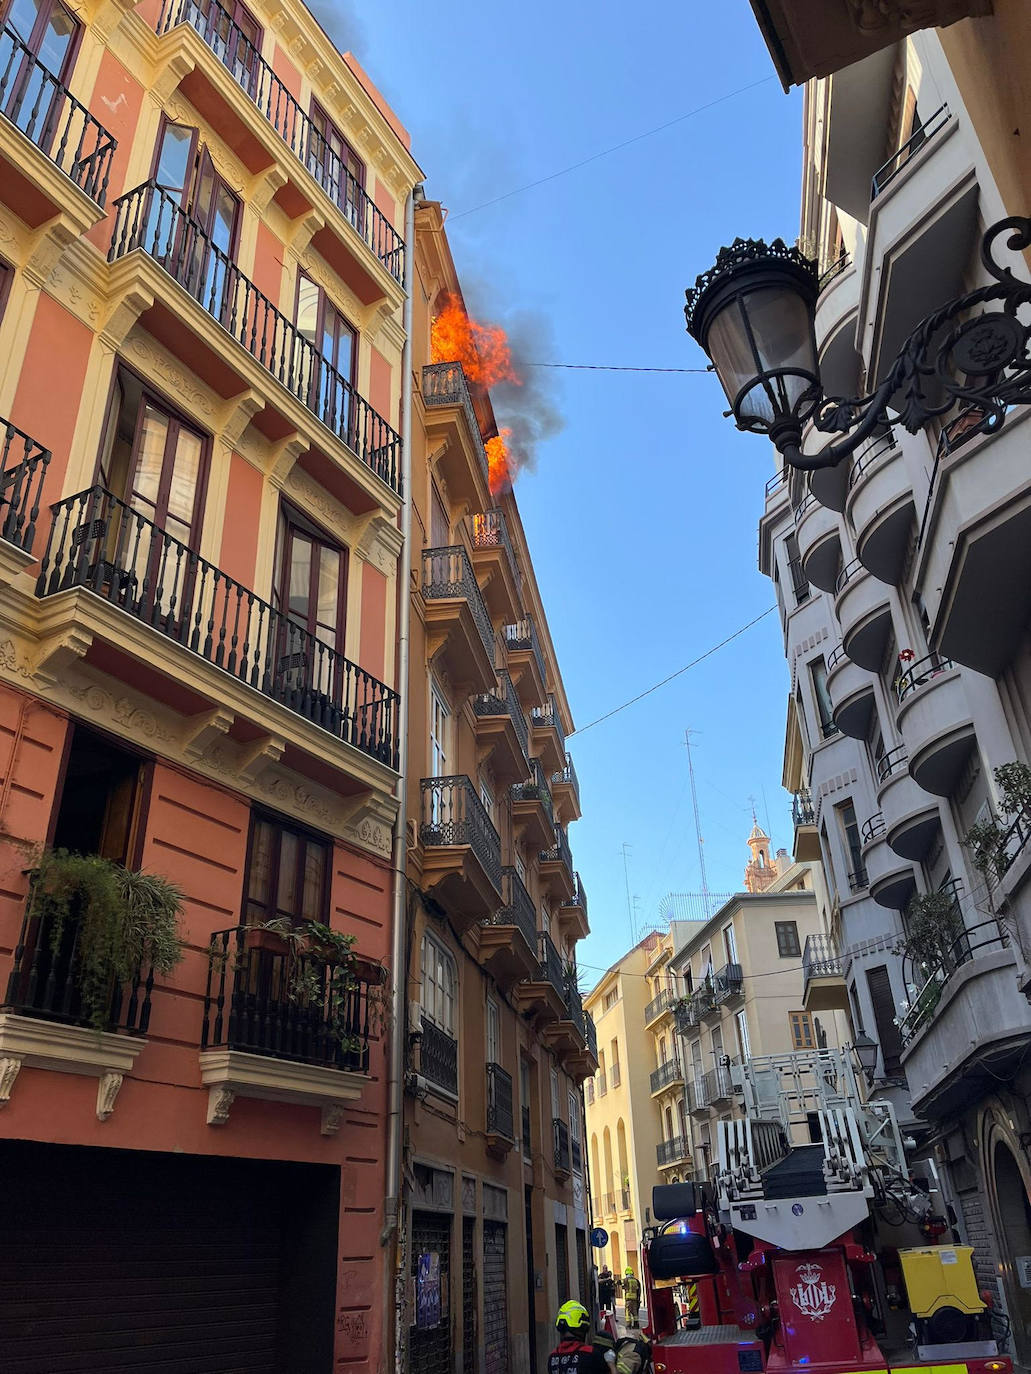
left=623, top=1269, right=641, bottom=1329
left=598, top=1266, right=615, bottom=1314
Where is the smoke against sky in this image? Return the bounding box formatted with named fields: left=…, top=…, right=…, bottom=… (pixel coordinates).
left=491, top=310, right=565, bottom=479
left=304, top=0, right=366, bottom=55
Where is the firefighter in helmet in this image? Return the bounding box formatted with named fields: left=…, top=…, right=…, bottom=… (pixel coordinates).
left=549, top=1302, right=648, bottom=1374
left=623, top=1269, right=642, bottom=1328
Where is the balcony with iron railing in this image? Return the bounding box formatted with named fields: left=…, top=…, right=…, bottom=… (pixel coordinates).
left=713, top=962, right=743, bottom=1004
left=0, top=22, right=116, bottom=220
left=421, top=544, right=497, bottom=694
left=36, top=486, right=400, bottom=771
left=553, top=1117, right=571, bottom=1176
left=522, top=1102, right=531, bottom=1152
left=423, top=364, right=491, bottom=506
left=557, top=870, right=589, bottom=942
left=419, top=776, right=503, bottom=926
left=644, top=988, right=674, bottom=1026
left=546, top=978, right=588, bottom=1063
left=657, top=1135, right=690, bottom=1167
left=584, top=1011, right=597, bottom=1062
left=201, top=925, right=373, bottom=1074
left=419, top=1017, right=458, bottom=1096
left=486, top=1061, right=515, bottom=1152
left=510, top=759, right=555, bottom=851
left=596, top=1069, right=607, bottom=1096
left=531, top=694, right=566, bottom=775
left=571, top=1137, right=583, bottom=1174
left=0, top=418, right=51, bottom=556
left=468, top=507, right=521, bottom=622
left=550, top=752, right=581, bottom=825
left=108, top=184, right=402, bottom=504
left=473, top=670, right=530, bottom=784
left=609, top=1062, right=621, bottom=1089
left=155, top=0, right=405, bottom=290
left=539, top=824, right=575, bottom=902
left=649, top=1058, right=684, bottom=1095
left=513, top=930, right=566, bottom=1023
left=478, top=866, right=540, bottom=991
left=872, top=104, right=951, bottom=198
left=802, top=933, right=847, bottom=1013
left=792, top=788, right=816, bottom=826
left=505, top=616, right=548, bottom=707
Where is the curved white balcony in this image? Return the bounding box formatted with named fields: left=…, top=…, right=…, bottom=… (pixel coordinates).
left=834, top=559, right=893, bottom=671
left=797, top=494, right=841, bottom=593
left=876, top=746, right=942, bottom=860
left=862, top=815, right=917, bottom=910
left=827, top=644, right=875, bottom=739
left=845, top=431, right=915, bottom=585
left=895, top=657, right=976, bottom=797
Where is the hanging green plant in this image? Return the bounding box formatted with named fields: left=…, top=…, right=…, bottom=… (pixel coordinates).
left=962, top=761, right=1031, bottom=880
left=33, top=848, right=185, bottom=1032
left=897, top=890, right=964, bottom=975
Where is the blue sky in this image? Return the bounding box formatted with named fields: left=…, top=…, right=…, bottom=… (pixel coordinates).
left=337, top=1, right=804, bottom=982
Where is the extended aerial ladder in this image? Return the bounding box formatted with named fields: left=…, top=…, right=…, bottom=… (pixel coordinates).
left=638, top=1048, right=1011, bottom=1374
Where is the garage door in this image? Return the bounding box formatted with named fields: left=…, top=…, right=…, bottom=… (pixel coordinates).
left=0, top=1139, right=338, bottom=1373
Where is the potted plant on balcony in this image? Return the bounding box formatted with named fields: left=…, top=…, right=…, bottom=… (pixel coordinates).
left=32, top=848, right=185, bottom=1032
left=963, top=761, right=1031, bottom=883
left=895, top=890, right=964, bottom=979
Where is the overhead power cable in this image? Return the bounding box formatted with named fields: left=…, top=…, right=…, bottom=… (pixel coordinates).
left=570, top=607, right=777, bottom=737
left=449, top=74, right=777, bottom=220
left=525, top=363, right=711, bottom=374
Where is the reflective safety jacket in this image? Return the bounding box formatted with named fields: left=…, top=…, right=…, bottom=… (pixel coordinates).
left=548, top=1335, right=618, bottom=1374
left=623, top=1277, right=641, bottom=1305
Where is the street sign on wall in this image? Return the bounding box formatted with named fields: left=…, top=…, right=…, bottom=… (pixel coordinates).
left=590, top=1227, right=608, bottom=1248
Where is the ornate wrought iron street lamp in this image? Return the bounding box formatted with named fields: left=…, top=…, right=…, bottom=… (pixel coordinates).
left=850, top=1033, right=880, bottom=1086
left=684, top=218, right=1031, bottom=471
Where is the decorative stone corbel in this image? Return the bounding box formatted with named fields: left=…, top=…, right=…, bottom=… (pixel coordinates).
left=237, top=733, right=286, bottom=785
left=181, top=707, right=235, bottom=762
left=96, top=1070, right=124, bottom=1121
left=23, top=217, right=80, bottom=289
left=151, top=47, right=196, bottom=104
left=354, top=511, right=404, bottom=572
left=99, top=285, right=156, bottom=352
left=364, top=297, right=399, bottom=341
left=207, top=1085, right=236, bottom=1126
left=320, top=1103, right=347, bottom=1136
left=290, top=209, right=326, bottom=257
left=219, top=389, right=264, bottom=452
left=33, top=627, right=94, bottom=687
left=252, top=166, right=289, bottom=215
left=0, top=1056, right=22, bottom=1106
left=89, top=0, right=138, bottom=44
left=268, top=434, right=308, bottom=484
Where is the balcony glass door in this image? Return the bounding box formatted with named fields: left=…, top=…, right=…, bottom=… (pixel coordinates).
left=272, top=509, right=346, bottom=718
left=1, top=0, right=78, bottom=139
left=296, top=273, right=356, bottom=441
left=308, top=102, right=365, bottom=229
left=150, top=122, right=240, bottom=315
left=186, top=0, right=261, bottom=93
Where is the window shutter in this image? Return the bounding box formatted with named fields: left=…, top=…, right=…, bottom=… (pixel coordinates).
left=866, top=965, right=904, bottom=1075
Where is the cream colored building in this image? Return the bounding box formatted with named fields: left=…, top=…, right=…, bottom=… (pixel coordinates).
left=668, top=859, right=847, bottom=1175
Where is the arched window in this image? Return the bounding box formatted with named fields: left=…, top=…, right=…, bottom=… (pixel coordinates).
left=420, top=933, right=456, bottom=1033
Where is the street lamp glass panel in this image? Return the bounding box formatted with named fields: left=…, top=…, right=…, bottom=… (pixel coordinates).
left=706, top=285, right=819, bottom=428
left=852, top=1033, right=879, bottom=1077
left=706, top=299, right=765, bottom=417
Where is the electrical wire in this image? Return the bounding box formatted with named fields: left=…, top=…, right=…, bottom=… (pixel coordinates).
left=448, top=74, right=778, bottom=220
left=570, top=607, right=777, bottom=737
left=525, top=363, right=711, bottom=374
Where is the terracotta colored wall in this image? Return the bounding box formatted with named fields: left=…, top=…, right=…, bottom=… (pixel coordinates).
left=250, top=222, right=286, bottom=310
left=85, top=51, right=147, bottom=252
left=358, top=561, right=387, bottom=681
left=373, top=177, right=397, bottom=232
left=11, top=293, right=94, bottom=528
left=219, top=451, right=264, bottom=584
left=367, top=343, right=391, bottom=423
left=271, top=45, right=303, bottom=103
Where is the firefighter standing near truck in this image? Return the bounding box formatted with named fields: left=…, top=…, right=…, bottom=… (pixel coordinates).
left=623, top=1269, right=641, bottom=1328
left=549, top=1302, right=650, bottom=1374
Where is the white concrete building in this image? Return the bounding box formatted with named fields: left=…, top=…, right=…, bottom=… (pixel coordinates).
left=756, top=27, right=1031, bottom=1357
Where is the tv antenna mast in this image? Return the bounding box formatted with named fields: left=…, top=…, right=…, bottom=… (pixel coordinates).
left=684, top=728, right=712, bottom=919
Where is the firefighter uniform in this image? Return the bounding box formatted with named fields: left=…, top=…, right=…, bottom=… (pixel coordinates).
left=623, top=1271, right=641, bottom=1328
left=549, top=1302, right=618, bottom=1374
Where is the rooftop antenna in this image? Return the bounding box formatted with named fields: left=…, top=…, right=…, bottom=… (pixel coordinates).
left=684, top=729, right=712, bottom=919
left=621, top=843, right=636, bottom=942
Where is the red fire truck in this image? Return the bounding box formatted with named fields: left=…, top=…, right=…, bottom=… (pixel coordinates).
left=634, top=1049, right=1010, bottom=1374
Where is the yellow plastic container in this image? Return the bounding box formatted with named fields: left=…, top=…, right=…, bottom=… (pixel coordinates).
left=898, top=1246, right=985, bottom=1317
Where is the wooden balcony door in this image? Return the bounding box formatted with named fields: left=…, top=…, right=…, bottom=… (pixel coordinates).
left=151, top=120, right=240, bottom=315
left=271, top=508, right=346, bottom=721
left=0, top=0, right=79, bottom=141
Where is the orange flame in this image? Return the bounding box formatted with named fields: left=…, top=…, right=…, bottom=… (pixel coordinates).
left=431, top=295, right=521, bottom=389
left=485, top=429, right=513, bottom=497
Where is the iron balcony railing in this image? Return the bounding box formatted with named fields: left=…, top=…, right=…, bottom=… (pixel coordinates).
left=601, top=1191, right=616, bottom=1216
left=37, top=486, right=400, bottom=767
left=877, top=745, right=908, bottom=785
left=793, top=788, right=816, bottom=826
left=802, top=933, right=843, bottom=984
left=918, top=405, right=991, bottom=552
left=703, top=1065, right=732, bottom=1103
left=553, top=1117, right=571, bottom=1174
left=835, top=557, right=864, bottom=595
left=872, top=103, right=951, bottom=198
left=848, top=431, right=897, bottom=489
left=538, top=931, right=564, bottom=998
left=419, top=776, right=503, bottom=895
left=422, top=544, right=495, bottom=663
left=619, top=1187, right=631, bottom=1210
left=793, top=490, right=815, bottom=524
left=585, top=1011, right=597, bottom=1059
left=817, top=250, right=851, bottom=291
left=861, top=813, right=886, bottom=845
left=5, top=874, right=152, bottom=1033
left=486, top=1061, right=514, bottom=1140
left=713, top=962, right=743, bottom=1002
left=596, top=1070, right=607, bottom=1096
left=827, top=644, right=847, bottom=673
left=644, top=988, right=674, bottom=1025
left=847, top=865, right=869, bottom=893
left=109, top=182, right=402, bottom=494
left=551, top=752, right=580, bottom=809
left=896, top=652, right=954, bottom=706
left=469, top=507, right=519, bottom=585
left=420, top=1018, right=458, bottom=1094
left=0, top=417, right=51, bottom=553
left=787, top=555, right=810, bottom=604
left=473, top=669, right=530, bottom=763
left=564, top=981, right=585, bottom=1033
left=505, top=615, right=547, bottom=687
left=521, top=1102, right=531, bottom=1151
left=423, top=363, right=489, bottom=487
left=566, top=870, right=588, bottom=918
left=657, top=1136, right=690, bottom=1166
left=511, top=758, right=554, bottom=823
left=156, top=0, right=404, bottom=281
left=0, top=22, right=116, bottom=205
left=585, top=1079, right=594, bottom=1105
left=540, top=823, right=573, bottom=880
left=898, top=916, right=1009, bottom=1045
left=571, top=1137, right=583, bottom=1174
left=649, top=1059, right=684, bottom=1093
left=609, top=1063, right=621, bottom=1089
left=202, top=925, right=374, bottom=1071
left=765, top=468, right=787, bottom=499
left=531, top=694, right=565, bottom=752
left=488, top=866, right=538, bottom=951
left=984, top=807, right=1031, bottom=892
